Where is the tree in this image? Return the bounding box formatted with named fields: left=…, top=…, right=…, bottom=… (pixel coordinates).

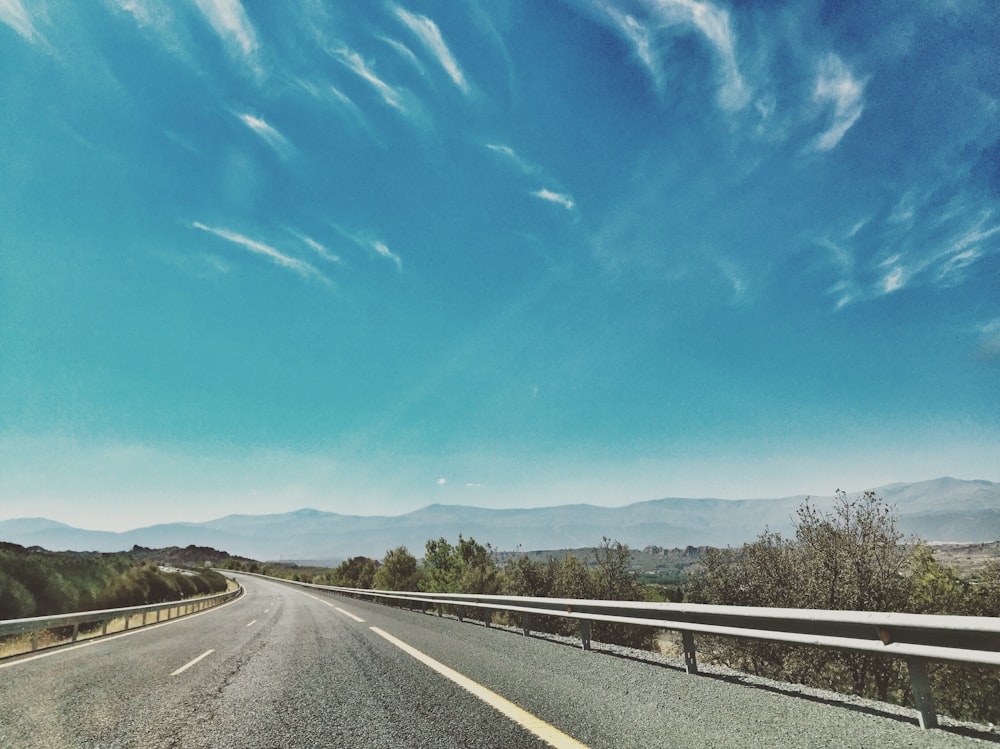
left=690, top=531, right=796, bottom=608
left=455, top=536, right=503, bottom=595
left=373, top=547, right=421, bottom=591
left=504, top=541, right=651, bottom=646
left=329, top=557, right=379, bottom=588
left=505, top=555, right=554, bottom=598
left=690, top=491, right=913, bottom=700
left=794, top=490, right=909, bottom=612
left=422, top=537, right=461, bottom=593
left=907, top=544, right=967, bottom=615
left=589, top=538, right=652, bottom=649
left=421, top=535, right=503, bottom=595
left=591, top=538, right=643, bottom=601
left=687, top=532, right=794, bottom=676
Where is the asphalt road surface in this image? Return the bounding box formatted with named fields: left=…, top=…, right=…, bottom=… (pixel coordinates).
left=1, top=573, right=994, bottom=748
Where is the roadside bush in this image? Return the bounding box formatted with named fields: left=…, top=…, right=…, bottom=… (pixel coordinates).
left=688, top=490, right=1000, bottom=723
left=502, top=539, right=652, bottom=648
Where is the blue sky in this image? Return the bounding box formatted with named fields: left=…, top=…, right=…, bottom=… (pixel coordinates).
left=1, top=0, right=997, bottom=532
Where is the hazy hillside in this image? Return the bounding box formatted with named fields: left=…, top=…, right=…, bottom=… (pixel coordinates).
left=0, top=478, right=996, bottom=561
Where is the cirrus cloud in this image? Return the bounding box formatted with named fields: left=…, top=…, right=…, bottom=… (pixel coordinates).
left=191, top=222, right=329, bottom=284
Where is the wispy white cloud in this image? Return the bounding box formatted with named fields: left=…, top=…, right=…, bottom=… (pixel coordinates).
left=377, top=35, right=428, bottom=77
left=819, top=194, right=997, bottom=309
left=106, top=0, right=198, bottom=65
left=110, top=0, right=161, bottom=28
left=330, top=224, right=403, bottom=271
left=393, top=4, right=470, bottom=95
left=710, top=255, right=748, bottom=301
left=190, top=0, right=260, bottom=72
left=235, top=112, right=293, bottom=159
left=0, top=0, right=45, bottom=45
left=810, top=53, right=867, bottom=152
left=935, top=219, right=999, bottom=286
left=328, top=85, right=358, bottom=111
left=938, top=247, right=980, bottom=281
left=334, top=46, right=407, bottom=113
left=191, top=222, right=328, bottom=284
left=293, top=233, right=341, bottom=265
left=881, top=203, right=998, bottom=295
left=488, top=144, right=578, bottom=215
left=485, top=143, right=539, bottom=176
left=847, top=217, right=869, bottom=238
left=594, top=0, right=750, bottom=111
left=889, top=192, right=918, bottom=226
left=827, top=280, right=855, bottom=311
left=607, top=9, right=658, bottom=85
left=532, top=188, right=576, bottom=211
left=293, top=78, right=378, bottom=139
left=485, top=143, right=518, bottom=161
left=815, top=237, right=859, bottom=309
left=977, top=319, right=1000, bottom=360
left=371, top=240, right=403, bottom=271
left=880, top=258, right=906, bottom=294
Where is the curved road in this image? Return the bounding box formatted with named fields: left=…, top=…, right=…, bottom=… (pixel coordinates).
left=0, top=574, right=991, bottom=748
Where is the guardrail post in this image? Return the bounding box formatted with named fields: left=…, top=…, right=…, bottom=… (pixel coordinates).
left=102, top=620, right=108, bottom=636
left=521, top=613, right=532, bottom=636
left=580, top=621, right=592, bottom=651
left=906, top=657, right=938, bottom=729
left=482, top=610, right=491, bottom=629
left=681, top=631, right=698, bottom=674
left=71, top=623, right=79, bottom=642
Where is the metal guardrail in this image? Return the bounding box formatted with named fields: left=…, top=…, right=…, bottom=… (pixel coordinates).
left=0, top=584, right=243, bottom=658
left=252, top=574, right=1000, bottom=730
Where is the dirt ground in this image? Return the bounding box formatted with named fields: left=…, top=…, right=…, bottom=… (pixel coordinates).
left=931, top=541, right=1000, bottom=576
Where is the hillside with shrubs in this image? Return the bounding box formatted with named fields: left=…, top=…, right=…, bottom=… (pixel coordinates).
left=0, top=543, right=228, bottom=619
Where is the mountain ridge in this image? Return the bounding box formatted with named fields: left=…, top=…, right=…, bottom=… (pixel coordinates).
left=1, top=478, right=996, bottom=561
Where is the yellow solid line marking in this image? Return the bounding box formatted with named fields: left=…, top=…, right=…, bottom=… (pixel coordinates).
left=370, top=627, right=589, bottom=749
left=335, top=607, right=365, bottom=623
left=170, top=648, right=215, bottom=676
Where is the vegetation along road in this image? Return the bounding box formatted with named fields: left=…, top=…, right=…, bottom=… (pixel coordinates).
left=0, top=573, right=992, bottom=748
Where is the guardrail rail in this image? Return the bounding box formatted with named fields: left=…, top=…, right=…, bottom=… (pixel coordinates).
left=0, top=584, right=243, bottom=659
left=251, top=573, right=1000, bottom=730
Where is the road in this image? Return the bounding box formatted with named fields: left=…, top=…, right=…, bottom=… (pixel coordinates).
left=0, top=573, right=993, bottom=748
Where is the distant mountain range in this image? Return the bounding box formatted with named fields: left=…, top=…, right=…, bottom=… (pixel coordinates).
left=1, top=478, right=996, bottom=562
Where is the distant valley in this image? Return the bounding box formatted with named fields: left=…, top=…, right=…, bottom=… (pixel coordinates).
left=0, top=478, right=996, bottom=562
